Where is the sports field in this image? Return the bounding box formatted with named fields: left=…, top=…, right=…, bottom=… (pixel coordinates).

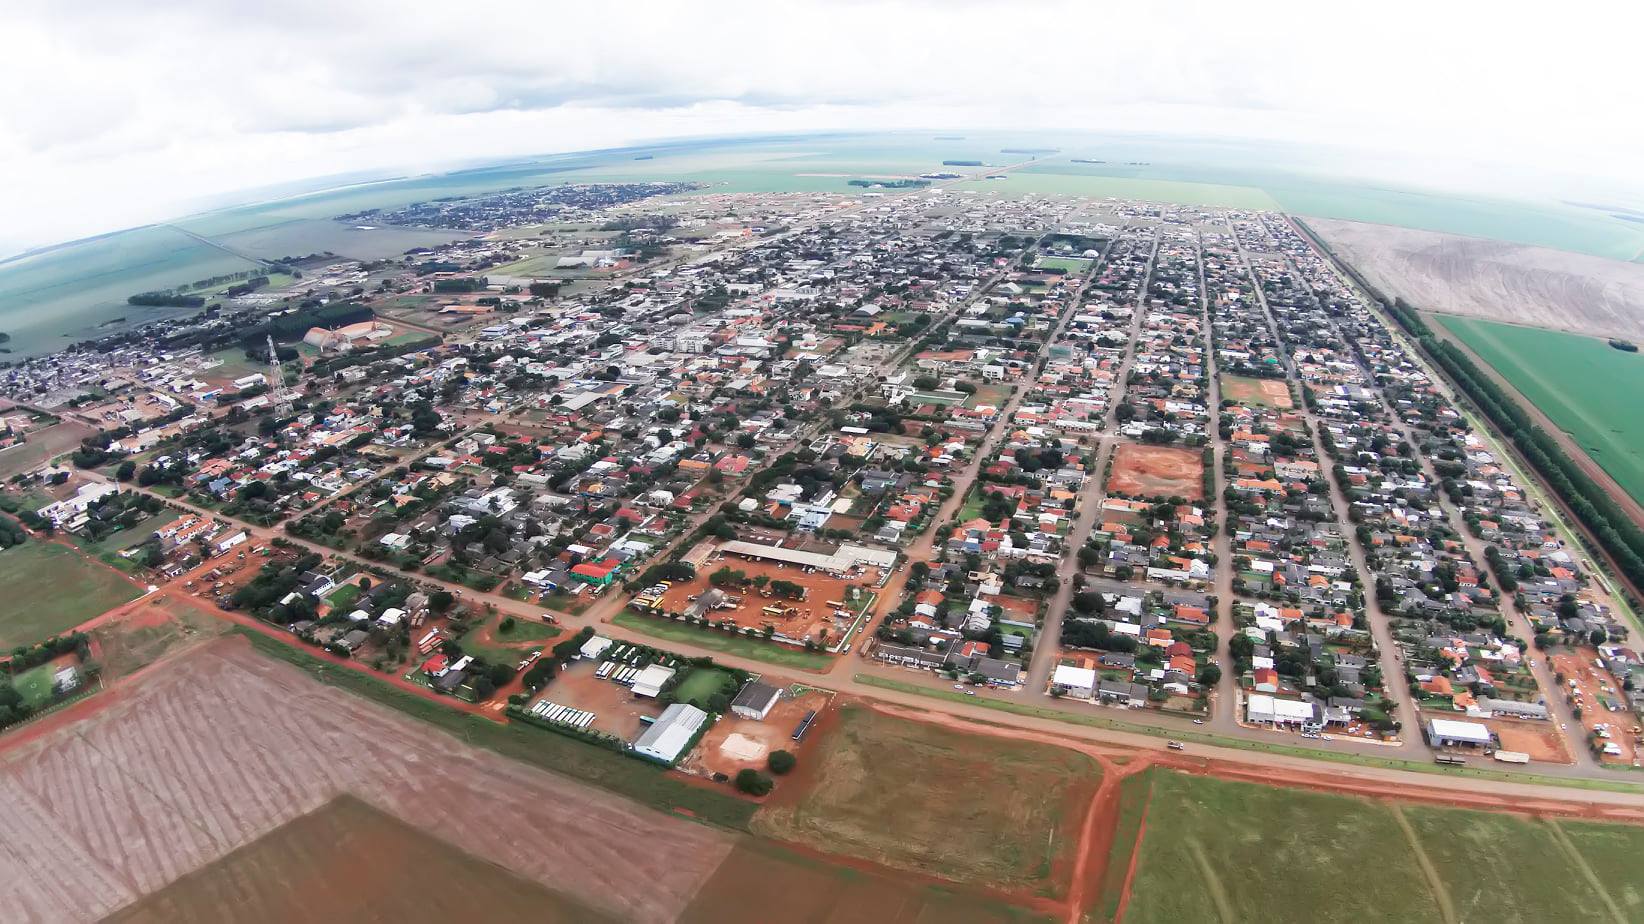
left=1437, top=315, right=1644, bottom=508
left=0, top=541, right=141, bottom=648
left=754, top=704, right=1100, bottom=891
left=1037, top=256, right=1094, bottom=273
left=1117, top=769, right=1643, bottom=923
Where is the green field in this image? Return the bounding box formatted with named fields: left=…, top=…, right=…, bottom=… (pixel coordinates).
left=754, top=704, right=1099, bottom=890
left=69, top=512, right=174, bottom=573
left=1115, top=769, right=1644, bottom=924
left=0, top=542, right=142, bottom=648
left=1437, top=315, right=1644, bottom=508
left=1036, top=256, right=1094, bottom=273
left=9, top=662, right=61, bottom=709
left=612, top=611, right=833, bottom=671
left=673, top=666, right=733, bottom=709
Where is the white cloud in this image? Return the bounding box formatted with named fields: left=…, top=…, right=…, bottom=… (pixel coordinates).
left=1, top=0, right=1640, bottom=253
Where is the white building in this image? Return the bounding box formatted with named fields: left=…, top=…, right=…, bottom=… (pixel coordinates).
left=1050, top=665, right=1096, bottom=700
left=631, top=664, right=677, bottom=698
left=633, top=703, right=708, bottom=764
left=1246, top=694, right=1317, bottom=726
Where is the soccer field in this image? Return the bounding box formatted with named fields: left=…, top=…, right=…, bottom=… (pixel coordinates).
left=1437, top=315, right=1644, bottom=509
left=0, top=542, right=141, bottom=648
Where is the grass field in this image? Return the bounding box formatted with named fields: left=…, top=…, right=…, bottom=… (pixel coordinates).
left=0, top=542, right=141, bottom=648
left=674, top=666, right=733, bottom=709
left=1037, top=256, right=1094, bottom=273
left=1113, top=769, right=1644, bottom=924
left=754, top=704, right=1099, bottom=891
left=69, top=512, right=173, bottom=572
left=239, top=630, right=758, bottom=830
left=1124, top=770, right=1443, bottom=923
left=613, top=611, right=834, bottom=671
left=105, top=795, right=614, bottom=923
left=9, top=661, right=60, bottom=709
left=1436, top=315, right=1644, bottom=508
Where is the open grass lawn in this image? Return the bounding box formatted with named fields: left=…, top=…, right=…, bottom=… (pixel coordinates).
left=1036, top=256, right=1093, bottom=273
left=1124, top=771, right=1442, bottom=924
left=495, top=618, right=558, bottom=644
left=1437, top=315, right=1644, bottom=508
left=324, top=583, right=361, bottom=611
left=612, top=611, right=833, bottom=671
left=673, top=667, right=732, bottom=709
left=0, top=542, right=141, bottom=648
left=1558, top=819, right=1644, bottom=918
left=238, top=630, right=759, bottom=830
left=753, top=704, right=1099, bottom=891
left=9, top=662, right=60, bottom=709
left=1403, top=804, right=1619, bottom=923
left=70, top=512, right=173, bottom=572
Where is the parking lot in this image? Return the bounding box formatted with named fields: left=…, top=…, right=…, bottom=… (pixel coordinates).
left=1551, top=650, right=1639, bottom=764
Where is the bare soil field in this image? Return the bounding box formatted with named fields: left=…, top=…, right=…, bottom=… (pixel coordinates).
left=1310, top=217, right=1644, bottom=340
left=686, top=687, right=832, bottom=779
left=1107, top=442, right=1204, bottom=500
left=1220, top=374, right=1293, bottom=409
left=1486, top=716, right=1575, bottom=765
left=657, top=551, right=879, bottom=645
left=527, top=656, right=666, bottom=740
left=0, top=638, right=733, bottom=923
left=1552, top=650, right=1639, bottom=765
left=105, top=795, right=615, bottom=924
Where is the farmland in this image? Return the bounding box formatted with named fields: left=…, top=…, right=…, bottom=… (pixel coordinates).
left=0, top=541, right=142, bottom=648
left=753, top=704, right=1100, bottom=892
left=1106, top=442, right=1205, bottom=500
left=1436, top=315, right=1644, bottom=509
left=105, top=795, right=615, bottom=924
left=0, top=638, right=736, bottom=922
left=1115, top=768, right=1644, bottom=923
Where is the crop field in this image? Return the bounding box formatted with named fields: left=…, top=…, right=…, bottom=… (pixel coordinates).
left=1107, top=442, right=1205, bottom=500
left=680, top=840, right=1051, bottom=924
left=0, top=541, right=142, bottom=648
left=0, top=639, right=735, bottom=922
left=1114, top=768, right=1644, bottom=924
left=105, top=795, right=614, bottom=924
left=1437, top=315, right=1644, bottom=508
left=753, top=704, right=1100, bottom=892
left=1220, top=374, right=1293, bottom=409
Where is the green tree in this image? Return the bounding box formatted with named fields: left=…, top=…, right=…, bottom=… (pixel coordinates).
left=735, top=768, right=774, bottom=796
left=768, top=750, right=797, bottom=775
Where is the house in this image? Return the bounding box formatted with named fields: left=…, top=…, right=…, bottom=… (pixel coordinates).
left=633, top=703, right=709, bottom=764
left=1253, top=667, right=1279, bottom=693
left=730, top=681, right=782, bottom=720
left=1051, top=664, right=1096, bottom=699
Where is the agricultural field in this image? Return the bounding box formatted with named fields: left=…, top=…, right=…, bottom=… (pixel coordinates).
left=106, top=795, right=613, bottom=924
left=753, top=704, right=1100, bottom=892
left=0, top=638, right=736, bottom=922
left=1436, top=315, right=1644, bottom=509
left=0, top=541, right=142, bottom=648
left=1107, top=442, right=1205, bottom=500
left=1220, top=374, right=1293, bottom=409
left=1115, top=768, right=1644, bottom=924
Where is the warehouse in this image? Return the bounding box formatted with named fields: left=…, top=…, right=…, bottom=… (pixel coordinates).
left=1426, top=718, right=1494, bottom=749
left=633, top=703, right=709, bottom=764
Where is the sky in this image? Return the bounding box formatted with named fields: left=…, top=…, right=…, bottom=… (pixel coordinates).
left=2, top=0, right=1641, bottom=254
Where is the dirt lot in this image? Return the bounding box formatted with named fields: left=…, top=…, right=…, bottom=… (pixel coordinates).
left=1486, top=716, right=1575, bottom=765
left=0, top=638, right=733, bottom=923
left=1310, top=217, right=1644, bottom=340
left=1551, top=650, right=1639, bottom=764
left=687, top=687, right=832, bottom=779
left=656, top=550, right=880, bottom=646
left=1107, top=442, right=1205, bottom=501
left=527, top=657, right=665, bottom=740
left=1221, top=374, right=1293, bottom=409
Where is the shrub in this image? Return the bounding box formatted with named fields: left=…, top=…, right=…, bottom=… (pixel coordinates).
left=735, top=768, right=774, bottom=796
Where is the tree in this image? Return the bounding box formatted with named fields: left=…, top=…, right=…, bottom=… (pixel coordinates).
left=735, top=768, right=774, bottom=796
left=499, top=616, right=516, bottom=633
left=116, top=460, right=136, bottom=482
left=768, top=750, right=797, bottom=775
left=430, top=590, right=454, bottom=613
left=1197, top=664, right=1222, bottom=687
left=1590, top=628, right=1608, bottom=648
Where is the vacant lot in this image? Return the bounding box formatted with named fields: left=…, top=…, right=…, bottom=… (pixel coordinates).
left=89, top=595, right=230, bottom=680
left=655, top=550, right=879, bottom=647
left=1437, top=315, right=1644, bottom=509
left=754, top=704, right=1099, bottom=891
left=0, top=639, right=733, bottom=923
left=106, top=795, right=615, bottom=924
left=1220, top=374, right=1293, bottom=409
left=0, top=421, right=97, bottom=480
left=1311, top=217, right=1644, bottom=340
left=0, top=541, right=142, bottom=648
left=1107, top=442, right=1204, bottom=500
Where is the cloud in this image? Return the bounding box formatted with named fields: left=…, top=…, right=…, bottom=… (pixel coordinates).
left=0, top=0, right=1640, bottom=253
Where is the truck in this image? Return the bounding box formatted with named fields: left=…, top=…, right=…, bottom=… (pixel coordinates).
left=1492, top=750, right=1530, bottom=765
